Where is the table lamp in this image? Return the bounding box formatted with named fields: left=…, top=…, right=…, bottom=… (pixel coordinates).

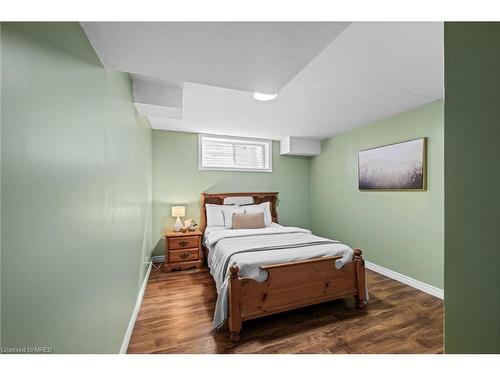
left=171, top=206, right=185, bottom=232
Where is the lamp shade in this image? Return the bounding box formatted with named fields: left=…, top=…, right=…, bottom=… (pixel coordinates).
left=171, top=206, right=185, bottom=217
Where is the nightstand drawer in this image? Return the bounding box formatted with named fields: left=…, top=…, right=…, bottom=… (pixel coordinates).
left=169, top=236, right=199, bottom=250
left=169, top=248, right=199, bottom=262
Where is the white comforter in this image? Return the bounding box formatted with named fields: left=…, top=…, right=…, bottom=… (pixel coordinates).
left=205, top=223, right=354, bottom=329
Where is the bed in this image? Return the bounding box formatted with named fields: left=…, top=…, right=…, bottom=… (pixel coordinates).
left=200, top=192, right=367, bottom=342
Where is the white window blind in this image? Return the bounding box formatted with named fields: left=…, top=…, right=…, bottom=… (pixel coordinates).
left=199, top=134, right=272, bottom=172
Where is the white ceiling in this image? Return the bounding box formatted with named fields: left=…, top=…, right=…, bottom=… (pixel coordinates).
left=82, top=22, right=443, bottom=140
left=81, top=22, right=349, bottom=93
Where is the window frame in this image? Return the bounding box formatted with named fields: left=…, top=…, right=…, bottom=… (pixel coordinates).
left=198, top=133, right=273, bottom=173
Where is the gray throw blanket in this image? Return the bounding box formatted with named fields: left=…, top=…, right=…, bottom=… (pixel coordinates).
left=204, top=224, right=354, bottom=329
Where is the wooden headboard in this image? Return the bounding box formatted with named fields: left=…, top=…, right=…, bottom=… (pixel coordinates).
left=200, top=192, right=279, bottom=232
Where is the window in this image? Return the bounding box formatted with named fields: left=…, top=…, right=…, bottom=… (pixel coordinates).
left=199, top=134, right=272, bottom=172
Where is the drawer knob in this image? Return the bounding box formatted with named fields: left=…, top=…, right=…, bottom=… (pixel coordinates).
left=179, top=253, right=190, bottom=259
left=179, top=241, right=189, bottom=247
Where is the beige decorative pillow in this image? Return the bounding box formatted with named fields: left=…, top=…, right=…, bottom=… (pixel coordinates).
left=232, top=212, right=265, bottom=229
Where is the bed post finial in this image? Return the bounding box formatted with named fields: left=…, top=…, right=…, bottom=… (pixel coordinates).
left=353, top=248, right=363, bottom=258
left=230, top=264, right=240, bottom=279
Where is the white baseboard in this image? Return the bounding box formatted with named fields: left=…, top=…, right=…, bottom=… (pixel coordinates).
left=365, top=261, right=443, bottom=300
left=120, top=261, right=152, bottom=354
left=152, top=255, right=165, bottom=263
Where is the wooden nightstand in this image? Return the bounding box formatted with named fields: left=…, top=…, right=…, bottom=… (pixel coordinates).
left=164, top=230, right=203, bottom=272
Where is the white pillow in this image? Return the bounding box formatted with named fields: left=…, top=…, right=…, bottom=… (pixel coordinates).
left=243, top=202, right=272, bottom=227
left=222, top=206, right=245, bottom=228
left=206, top=204, right=237, bottom=227
left=223, top=196, right=254, bottom=205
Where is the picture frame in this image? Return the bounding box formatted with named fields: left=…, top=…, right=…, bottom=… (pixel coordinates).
left=358, top=138, right=427, bottom=191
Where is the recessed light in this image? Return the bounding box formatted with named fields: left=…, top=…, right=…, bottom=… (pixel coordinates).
left=253, top=92, right=278, bottom=101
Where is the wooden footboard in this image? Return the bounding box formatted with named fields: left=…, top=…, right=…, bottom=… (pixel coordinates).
left=228, top=249, right=367, bottom=342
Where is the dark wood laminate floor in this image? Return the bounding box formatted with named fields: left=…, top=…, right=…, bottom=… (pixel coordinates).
left=127, top=266, right=443, bottom=354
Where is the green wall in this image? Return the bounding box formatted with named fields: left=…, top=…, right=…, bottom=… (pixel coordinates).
left=444, top=22, right=500, bottom=353
left=152, top=130, right=311, bottom=255
left=310, top=100, right=444, bottom=289
left=1, top=23, right=153, bottom=353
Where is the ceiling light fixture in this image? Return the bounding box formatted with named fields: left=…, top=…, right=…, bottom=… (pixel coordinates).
left=253, top=92, right=278, bottom=101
